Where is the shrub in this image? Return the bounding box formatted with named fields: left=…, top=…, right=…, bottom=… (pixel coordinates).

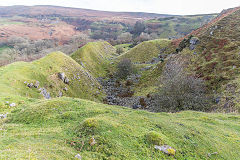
left=116, top=59, right=133, bottom=79
left=83, top=118, right=99, bottom=129
left=146, top=131, right=164, bottom=145
left=153, top=56, right=212, bottom=112
left=116, top=46, right=124, bottom=55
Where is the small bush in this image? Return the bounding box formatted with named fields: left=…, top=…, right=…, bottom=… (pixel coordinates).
left=146, top=131, right=164, bottom=145
left=153, top=56, right=212, bottom=112
left=116, top=59, right=133, bottom=79
left=83, top=118, right=99, bottom=129
left=116, top=47, right=124, bottom=55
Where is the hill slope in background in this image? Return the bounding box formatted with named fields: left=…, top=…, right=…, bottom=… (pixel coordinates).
left=0, top=5, right=216, bottom=43
left=71, top=41, right=116, bottom=77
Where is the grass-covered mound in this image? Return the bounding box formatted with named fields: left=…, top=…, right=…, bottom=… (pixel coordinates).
left=118, top=39, right=175, bottom=63
left=71, top=41, right=116, bottom=77
left=1, top=97, right=239, bottom=159
left=0, top=52, right=103, bottom=101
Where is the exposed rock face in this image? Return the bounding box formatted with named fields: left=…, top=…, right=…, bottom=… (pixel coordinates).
left=75, top=154, right=82, bottom=159
left=27, top=83, right=34, bottom=88
left=189, top=37, right=200, bottom=50
left=0, top=113, right=8, bottom=119
left=58, top=72, right=70, bottom=84
left=64, top=77, right=70, bottom=84
left=9, top=103, right=16, bottom=107
left=154, top=145, right=176, bottom=156
left=39, top=87, right=51, bottom=99
left=58, top=72, right=65, bottom=81
left=63, top=87, right=68, bottom=91
left=58, top=91, right=63, bottom=97
left=34, top=81, right=40, bottom=88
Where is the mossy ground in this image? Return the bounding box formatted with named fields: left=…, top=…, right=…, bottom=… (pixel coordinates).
left=0, top=97, right=239, bottom=159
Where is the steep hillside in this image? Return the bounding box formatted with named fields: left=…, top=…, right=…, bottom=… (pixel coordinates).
left=172, top=6, right=240, bottom=46
left=181, top=7, right=240, bottom=88
left=0, top=51, right=103, bottom=101
left=1, top=97, right=239, bottom=159
left=71, top=41, right=116, bottom=77
left=169, top=7, right=240, bottom=112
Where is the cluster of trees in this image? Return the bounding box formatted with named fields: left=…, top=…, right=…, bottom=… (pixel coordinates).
left=89, top=21, right=157, bottom=46
left=0, top=33, right=91, bottom=66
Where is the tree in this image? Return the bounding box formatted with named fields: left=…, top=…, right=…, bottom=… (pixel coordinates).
left=116, top=59, right=133, bottom=79
left=117, top=32, right=133, bottom=44
left=116, top=46, right=124, bottom=55
left=132, top=21, right=146, bottom=37
left=153, top=56, right=212, bottom=112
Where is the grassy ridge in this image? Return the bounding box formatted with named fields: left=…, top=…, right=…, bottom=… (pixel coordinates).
left=118, top=39, right=174, bottom=63
left=71, top=41, right=116, bottom=77
left=0, top=97, right=239, bottom=159
left=0, top=51, right=104, bottom=101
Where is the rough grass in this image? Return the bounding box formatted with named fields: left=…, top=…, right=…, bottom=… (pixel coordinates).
left=118, top=39, right=174, bottom=63
left=0, top=97, right=239, bottom=159
left=71, top=41, right=116, bottom=77
left=0, top=51, right=104, bottom=101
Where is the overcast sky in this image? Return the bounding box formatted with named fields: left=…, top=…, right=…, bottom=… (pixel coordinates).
left=0, top=0, right=239, bottom=15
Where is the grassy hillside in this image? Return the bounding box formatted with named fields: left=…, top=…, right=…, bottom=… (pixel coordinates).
left=0, top=51, right=104, bottom=102
left=118, top=39, right=174, bottom=63
left=71, top=41, right=116, bottom=77
left=0, top=97, right=239, bottom=159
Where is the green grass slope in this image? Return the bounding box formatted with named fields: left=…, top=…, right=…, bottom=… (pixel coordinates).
left=118, top=39, right=174, bottom=63
left=0, top=97, right=239, bottom=159
left=71, top=41, right=116, bottom=77
left=0, top=51, right=103, bottom=102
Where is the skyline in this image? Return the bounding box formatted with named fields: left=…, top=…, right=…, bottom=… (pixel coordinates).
left=0, top=0, right=239, bottom=15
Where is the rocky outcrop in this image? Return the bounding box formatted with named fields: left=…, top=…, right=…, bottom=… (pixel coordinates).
left=58, top=72, right=70, bottom=84
left=189, top=37, right=200, bottom=50
left=98, top=74, right=154, bottom=109
left=39, top=87, right=51, bottom=99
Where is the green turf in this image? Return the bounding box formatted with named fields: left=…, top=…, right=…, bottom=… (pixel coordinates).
left=0, top=97, right=239, bottom=159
